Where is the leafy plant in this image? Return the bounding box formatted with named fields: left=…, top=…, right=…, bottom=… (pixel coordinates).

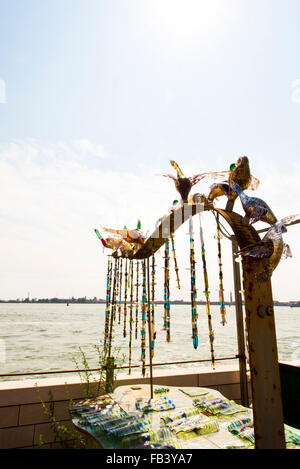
left=35, top=386, right=87, bottom=449
left=36, top=340, right=126, bottom=449
left=72, top=340, right=126, bottom=398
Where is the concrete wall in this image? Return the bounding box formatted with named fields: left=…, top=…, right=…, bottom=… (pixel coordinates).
left=0, top=365, right=249, bottom=449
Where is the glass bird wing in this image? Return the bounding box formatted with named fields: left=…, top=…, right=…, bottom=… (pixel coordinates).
left=249, top=205, right=269, bottom=225
left=281, top=214, right=300, bottom=226
left=236, top=240, right=274, bottom=259
left=204, top=170, right=231, bottom=181
left=282, top=244, right=293, bottom=259
left=248, top=176, right=260, bottom=190
left=170, top=160, right=185, bottom=178
left=201, top=171, right=260, bottom=190
left=102, top=227, right=127, bottom=237
left=161, top=173, right=177, bottom=181
left=189, top=173, right=207, bottom=186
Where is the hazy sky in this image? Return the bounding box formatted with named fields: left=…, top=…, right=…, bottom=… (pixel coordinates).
left=1, top=0, right=300, bottom=301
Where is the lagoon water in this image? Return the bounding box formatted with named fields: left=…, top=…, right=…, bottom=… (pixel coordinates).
left=0, top=303, right=299, bottom=382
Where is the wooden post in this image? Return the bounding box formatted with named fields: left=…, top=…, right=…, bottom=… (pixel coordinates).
left=231, top=236, right=249, bottom=408
left=218, top=209, right=285, bottom=449
left=242, top=256, right=285, bottom=449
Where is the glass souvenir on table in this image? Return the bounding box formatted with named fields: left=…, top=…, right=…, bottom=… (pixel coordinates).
left=120, top=428, right=183, bottom=449
left=166, top=414, right=219, bottom=439
left=193, top=395, right=248, bottom=416
left=228, top=417, right=300, bottom=448
left=135, top=396, right=175, bottom=413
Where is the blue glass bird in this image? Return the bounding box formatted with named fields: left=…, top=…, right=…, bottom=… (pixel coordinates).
left=235, top=215, right=298, bottom=282
left=230, top=182, right=277, bottom=226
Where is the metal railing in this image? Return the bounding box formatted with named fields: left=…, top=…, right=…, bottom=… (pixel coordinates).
left=0, top=355, right=240, bottom=378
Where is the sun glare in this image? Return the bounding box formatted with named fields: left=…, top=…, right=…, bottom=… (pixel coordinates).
left=131, top=0, right=239, bottom=62
left=151, top=0, right=224, bottom=35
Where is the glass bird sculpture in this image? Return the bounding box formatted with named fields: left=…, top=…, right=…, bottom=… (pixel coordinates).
left=208, top=156, right=260, bottom=211
left=235, top=215, right=298, bottom=282
left=101, top=226, right=146, bottom=245
left=161, top=160, right=208, bottom=203
left=94, top=229, right=134, bottom=256
left=230, top=182, right=277, bottom=225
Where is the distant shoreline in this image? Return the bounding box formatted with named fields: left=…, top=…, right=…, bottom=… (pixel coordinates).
left=1, top=299, right=299, bottom=307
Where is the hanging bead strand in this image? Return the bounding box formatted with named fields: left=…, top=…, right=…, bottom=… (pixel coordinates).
left=199, top=213, right=215, bottom=369
left=107, top=257, right=118, bottom=358
left=135, top=261, right=140, bottom=340
left=150, top=254, right=156, bottom=357
left=170, top=233, right=181, bottom=289
left=163, top=239, right=171, bottom=342
left=113, top=258, right=120, bottom=321
left=128, top=261, right=134, bottom=374
left=123, top=259, right=129, bottom=338
left=189, top=217, right=198, bottom=349
left=141, top=259, right=147, bottom=377
left=216, top=212, right=227, bottom=326
left=104, top=256, right=112, bottom=350
left=117, top=258, right=123, bottom=325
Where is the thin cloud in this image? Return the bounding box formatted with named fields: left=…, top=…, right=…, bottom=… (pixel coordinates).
left=0, top=141, right=299, bottom=302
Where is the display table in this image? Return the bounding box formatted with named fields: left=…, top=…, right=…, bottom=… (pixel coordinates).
left=70, top=384, right=300, bottom=450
